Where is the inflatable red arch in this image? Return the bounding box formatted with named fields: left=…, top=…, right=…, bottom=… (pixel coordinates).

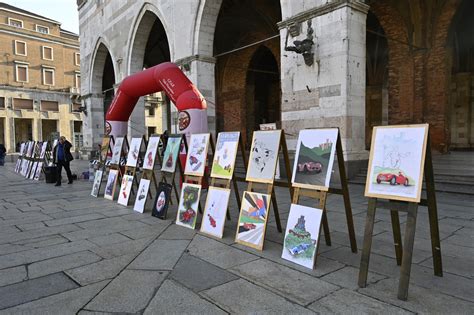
left=105, top=62, right=208, bottom=138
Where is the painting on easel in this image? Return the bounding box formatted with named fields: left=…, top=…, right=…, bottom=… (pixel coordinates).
left=100, top=137, right=111, bottom=162
left=126, top=137, right=142, bottom=167
left=91, top=170, right=103, bottom=197
left=161, top=135, right=182, bottom=173
left=110, top=137, right=124, bottom=165
left=104, top=169, right=119, bottom=200
left=291, top=128, right=338, bottom=190
left=184, top=133, right=210, bottom=176
left=200, top=187, right=231, bottom=238
left=133, top=179, right=151, bottom=213
left=151, top=182, right=172, bottom=219
left=246, top=130, right=281, bottom=183
left=143, top=136, right=160, bottom=170
left=175, top=183, right=202, bottom=229
left=117, top=175, right=134, bottom=206
left=211, top=132, right=240, bottom=179
left=281, top=204, right=323, bottom=269
left=365, top=124, right=428, bottom=203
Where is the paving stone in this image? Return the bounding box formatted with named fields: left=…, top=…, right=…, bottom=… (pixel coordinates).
left=66, top=254, right=136, bottom=286
left=230, top=258, right=339, bottom=305
left=187, top=234, right=259, bottom=269
left=12, top=235, right=69, bottom=248
left=0, top=273, right=78, bottom=310
left=89, top=236, right=153, bottom=259
left=158, top=224, right=198, bottom=239
left=15, top=222, right=46, bottom=231
left=84, top=270, right=167, bottom=313
left=170, top=254, right=238, bottom=292
left=202, top=279, right=314, bottom=314
left=1, top=280, right=109, bottom=315
left=44, top=213, right=106, bottom=227
left=0, top=243, right=29, bottom=256
left=28, top=251, right=102, bottom=278
left=0, top=266, right=27, bottom=287
left=309, top=289, right=411, bottom=314
left=144, top=280, right=226, bottom=315
left=420, top=254, right=473, bottom=278
left=128, top=239, right=190, bottom=270
left=0, top=224, right=80, bottom=245
left=62, top=219, right=149, bottom=241
left=119, top=221, right=170, bottom=240
left=321, top=266, right=386, bottom=290
left=88, top=233, right=132, bottom=247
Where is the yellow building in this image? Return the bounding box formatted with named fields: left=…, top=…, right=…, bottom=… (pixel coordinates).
left=0, top=3, right=82, bottom=153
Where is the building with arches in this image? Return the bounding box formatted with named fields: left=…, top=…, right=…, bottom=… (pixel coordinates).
left=78, top=0, right=473, bottom=173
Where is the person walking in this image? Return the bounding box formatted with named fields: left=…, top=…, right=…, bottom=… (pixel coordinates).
left=53, top=136, right=74, bottom=186
left=0, top=143, right=6, bottom=166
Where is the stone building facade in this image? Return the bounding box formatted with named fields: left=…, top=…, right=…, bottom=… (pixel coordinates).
left=78, top=0, right=473, bottom=171
left=0, top=3, right=83, bottom=153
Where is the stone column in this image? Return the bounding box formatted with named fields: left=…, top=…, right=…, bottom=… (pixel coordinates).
left=81, top=94, right=105, bottom=158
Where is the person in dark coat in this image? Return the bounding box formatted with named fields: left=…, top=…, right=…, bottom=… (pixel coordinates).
left=0, top=143, right=6, bottom=166
left=53, top=136, right=74, bottom=186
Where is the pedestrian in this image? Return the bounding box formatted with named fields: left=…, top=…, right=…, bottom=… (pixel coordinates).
left=0, top=143, right=6, bottom=166
left=53, top=136, right=74, bottom=186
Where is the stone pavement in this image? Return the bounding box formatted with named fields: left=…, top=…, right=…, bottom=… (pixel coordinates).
left=0, top=160, right=473, bottom=314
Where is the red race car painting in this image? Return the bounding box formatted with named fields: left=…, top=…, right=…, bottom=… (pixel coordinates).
left=376, top=171, right=409, bottom=186
left=297, top=161, right=323, bottom=174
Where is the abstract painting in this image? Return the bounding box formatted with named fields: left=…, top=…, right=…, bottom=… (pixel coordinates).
left=126, top=137, right=142, bottom=167
left=246, top=130, right=281, bottom=183
left=200, top=187, right=231, bottom=238
left=161, top=135, right=182, bottom=173
left=133, top=178, right=151, bottom=213
left=184, top=133, right=210, bottom=176
left=117, top=174, right=134, bottom=206
left=91, top=170, right=103, bottom=197
left=365, top=124, right=429, bottom=202
left=210, top=132, right=240, bottom=179
left=235, top=191, right=271, bottom=250
left=281, top=204, right=323, bottom=269
left=33, top=162, right=43, bottom=181
left=175, top=183, right=202, bottom=229
left=104, top=169, right=119, bottom=200
left=291, top=128, right=338, bottom=190
left=29, top=162, right=38, bottom=179
left=110, top=137, right=124, bottom=165
left=151, top=182, right=172, bottom=219
left=143, top=136, right=160, bottom=170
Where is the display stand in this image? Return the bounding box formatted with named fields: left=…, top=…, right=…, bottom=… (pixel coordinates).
left=25, top=141, right=38, bottom=179
left=160, top=134, right=186, bottom=204
left=106, top=136, right=128, bottom=201
left=118, top=136, right=146, bottom=206
left=358, top=135, right=442, bottom=300
left=138, top=134, right=162, bottom=203
left=93, top=136, right=114, bottom=197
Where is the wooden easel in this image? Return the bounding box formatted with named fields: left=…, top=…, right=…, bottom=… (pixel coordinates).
left=160, top=134, right=186, bottom=204
left=94, top=135, right=114, bottom=197
left=118, top=135, right=146, bottom=206
left=136, top=134, right=162, bottom=205
left=106, top=136, right=129, bottom=201
left=358, top=134, right=442, bottom=301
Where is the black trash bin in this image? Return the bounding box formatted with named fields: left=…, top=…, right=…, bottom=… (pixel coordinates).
left=44, top=166, right=57, bottom=183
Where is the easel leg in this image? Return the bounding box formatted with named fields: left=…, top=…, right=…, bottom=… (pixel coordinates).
left=321, top=211, right=331, bottom=246
left=398, top=203, right=418, bottom=301
left=428, top=205, right=443, bottom=276
left=271, top=189, right=282, bottom=233
left=390, top=210, right=403, bottom=265
left=358, top=198, right=377, bottom=288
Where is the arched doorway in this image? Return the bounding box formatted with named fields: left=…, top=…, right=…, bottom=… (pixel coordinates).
left=102, top=51, right=115, bottom=115
left=365, top=11, right=388, bottom=149
left=246, top=46, right=280, bottom=140
left=447, top=0, right=474, bottom=149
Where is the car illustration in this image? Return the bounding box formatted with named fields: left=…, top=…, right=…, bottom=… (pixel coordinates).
left=376, top=172, right=409, bottom=186
left=289, top=243, right=313, bottom=256
left=242, top=223, right=256, bottom=230
left=180, top=208, right=196, bottom=223
left=188, top=155, right=199, bottom=165
left=297, top=161, right=323, bottom=173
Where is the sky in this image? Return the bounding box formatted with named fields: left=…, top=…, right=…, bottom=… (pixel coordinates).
left=3, top=0, right=79, bottom=33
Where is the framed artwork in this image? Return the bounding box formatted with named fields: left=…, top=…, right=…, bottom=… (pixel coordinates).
left=184, top=133, right=210, bottom=176
left=291, top=128, right=338, bottom=191
left=235, top=191, right=271, bottom=250
left=14, top=159, right=21, bottom=173
left=39, top=141, right=48, bottom=159
left=133, top=179, right=151, bottom=213
left=200, top=187, right=231, bottom=238
left=29, top=162, right=38, bottom=179
left=175, top=183, right=202, bottom=229
left=246, top=130, right=282, bottom=183
left=126, top=137, right=142, bottom=167
left=19, top=143, right=26, bottom=156
left=281, top=204, right=323, bottom=269
left=91, top=170, right=103, bottom=197
left=100, top=137, right=111, bottom=163
left=365, top=124, right=429, bottom=203
left=117, top=175, right=134, bottom=206
left=52, top=139, right=58, bottom=151
left=161, top=135, right=182, bottom=173
left=24, top=161, right=33, bottom=178
left=143, top=136, right=161, bottom=170
left=33, top=162, right=43, bottom=181
left=210, top=132, right=240, bottom=179
left=260, top=123, right=281, bottom=179
left=110, top=137, right=124, bottom=165
left=104, top=169, right=119, bottom=200
left=151, top=182, right=172, bottom=219
left=20, top=160, right=29, bottom=176
left=27, top=141, right=35, bottom=157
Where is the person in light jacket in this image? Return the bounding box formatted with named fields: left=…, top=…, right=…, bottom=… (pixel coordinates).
left=53, top=136, right=74, bottom=186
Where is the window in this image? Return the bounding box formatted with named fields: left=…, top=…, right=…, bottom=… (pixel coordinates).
left=13, top=98, right=33, bottom=110
left=14, top=41, right=27, bottom=56
left=148, top=106, right=155, bottom=116
left=42, top=46, right=53, bottom=60
left=74, top=52, right=80, bottom=66
left=147, top=127, right=156, bottom=137
left=42, top=68, right=55, bottom=86
left=15, top=64, right=28, bottom=82
left=71, top=102, right=82, bottom=112
left=75, top=73, right=81, bottom=89
left=0, top=97, right=5, bottom=109
left=36, top=25, right=49, bottom=34
left=40, top=100, right=59, bottom=111
left=8, top=18, right=23, bottom=28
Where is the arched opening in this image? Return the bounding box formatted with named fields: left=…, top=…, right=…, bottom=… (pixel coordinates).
left=102, top=51, right=115, bottom=115
left=214, top=0, right=281, bottom=145
left=90, top=42, right=115, bottom=123
left=447, top=0, right=474, bottom=149
left=245, top=46, right=280, bottom=140
left=365, top=11, right=389, bottom=149
left=129, top=8, right=171, bottom=136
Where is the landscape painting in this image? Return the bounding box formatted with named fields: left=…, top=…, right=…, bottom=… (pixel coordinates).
left=104, top=169, right=119, bottom=200
left=175, top=183, right=202, bottom=229
left=151, top=182, right=172, bottom=219
left=126, top=137, right=142, bottom=167
left=161, top=135, right=182, bottom=173
left=281, top=204, right=323, bottom=269
left=143, top=136, right=160, bottom=170
left=133, top=179, right=151, bottom=213
left=235, top=191, right=271, bottom=250
left=91, top=170, right=103, bottom=197
left=110, top=137, right=124, bottom=165
left=246, top=130, right=282, bottom=183
left=210, top=132, right=240, bottom=179
left=184, top=133, right=210, bottom=176
left=291, top=128, right=338, bottom=190
left=200, top=187, right=231, bottom=238
left=365, top=124, right=429, bottom=202
left=117, top=174, right=134, bottom=206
